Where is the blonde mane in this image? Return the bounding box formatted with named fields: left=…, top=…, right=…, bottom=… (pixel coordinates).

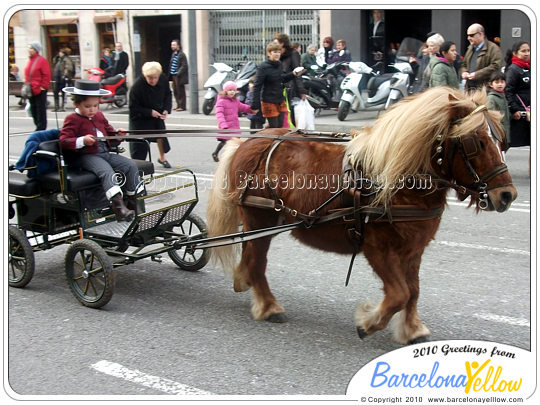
left=345, top=86, right=493, bottom=207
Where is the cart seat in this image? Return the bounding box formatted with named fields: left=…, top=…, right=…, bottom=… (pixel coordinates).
left=8, top=172, right=41, bottom=197
left=38, top=159, right=155, bottom=193
left=11, top=137, right=155, bottom=194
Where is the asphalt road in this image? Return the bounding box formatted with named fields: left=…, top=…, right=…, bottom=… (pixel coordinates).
left=5, top=101, right=532, bottom=399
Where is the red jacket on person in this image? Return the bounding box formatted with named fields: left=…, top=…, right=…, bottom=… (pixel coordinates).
left=60, top=111, right=120, bottom=155
left=24, top=53, right=51, bottom=96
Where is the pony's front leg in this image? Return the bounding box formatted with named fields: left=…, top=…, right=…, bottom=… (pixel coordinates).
left=240, top=237, right=287, bottom=323
left=355, top=249, right=411, bottom=340
left=390, top=254, right=430, bottom=345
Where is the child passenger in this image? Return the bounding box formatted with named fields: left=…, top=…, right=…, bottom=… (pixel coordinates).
left=60, top=80, right=140, bottom=221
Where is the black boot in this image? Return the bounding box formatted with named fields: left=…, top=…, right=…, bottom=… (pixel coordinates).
left=125, top=195, right=138, bottom=215
left=110, top=194, right=134, bottom=222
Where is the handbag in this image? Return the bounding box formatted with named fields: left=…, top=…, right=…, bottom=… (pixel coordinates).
left=22, top=56, right=40, bottom=98
left=516, top=95, right=530, bottom=122
left=294, top=99, right=315, bottom=130
left=21, top=83, right=33, bottom=99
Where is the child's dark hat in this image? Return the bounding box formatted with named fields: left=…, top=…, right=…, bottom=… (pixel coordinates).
left=63, top=79, right=112, bottom=96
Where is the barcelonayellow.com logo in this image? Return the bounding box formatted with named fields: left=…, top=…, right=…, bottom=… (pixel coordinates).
left=347, top=340, right=533, bottom=401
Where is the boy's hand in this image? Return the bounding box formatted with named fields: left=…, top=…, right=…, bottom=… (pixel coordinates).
left=83, top=134, right=97, bottom=146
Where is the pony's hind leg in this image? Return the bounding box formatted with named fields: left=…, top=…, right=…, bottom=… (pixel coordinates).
left=236, top=208, right=286, bottom=322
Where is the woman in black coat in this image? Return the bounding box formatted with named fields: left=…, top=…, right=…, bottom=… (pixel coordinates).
left=505, top=41, right=531, bottom=147
left=274, top=33, right=307, bottom=126
left=129, top=61, right=173, bottom=167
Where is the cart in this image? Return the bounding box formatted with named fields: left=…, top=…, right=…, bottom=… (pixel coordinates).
left=8, top=132, right=210, bottom=308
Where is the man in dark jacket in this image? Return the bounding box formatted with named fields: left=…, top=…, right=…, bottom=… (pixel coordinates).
left=168, top=39, right=189, bottom=111
left=112, top=42, right=129, bottom=76
left=460, top=24, right=502, bottom=91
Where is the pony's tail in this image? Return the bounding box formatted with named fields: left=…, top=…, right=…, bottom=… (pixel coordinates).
left=207, top=139, right=243, bottom=276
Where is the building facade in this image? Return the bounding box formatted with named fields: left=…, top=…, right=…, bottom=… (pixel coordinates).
left=8, top=8, right=532, bottom=89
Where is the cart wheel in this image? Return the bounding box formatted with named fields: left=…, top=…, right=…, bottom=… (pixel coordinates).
left=65, top=239, right=114, bottom=308
left=8, top=226, right=35, bottom=288
left=168, top=213, right=211, bottom=272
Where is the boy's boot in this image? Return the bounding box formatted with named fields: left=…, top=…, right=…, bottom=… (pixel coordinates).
left=111, top=194, right=134, bottom=222
left=125, top=195, right=138, bottom=216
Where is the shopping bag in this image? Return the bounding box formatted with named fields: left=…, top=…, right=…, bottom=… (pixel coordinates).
left=294, top=99, right=315, bottom=130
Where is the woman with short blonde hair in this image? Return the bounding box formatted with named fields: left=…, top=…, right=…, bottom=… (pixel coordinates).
left=142, top=61, right=162, bottom=77
left=129, top=61, right=173, bottom=166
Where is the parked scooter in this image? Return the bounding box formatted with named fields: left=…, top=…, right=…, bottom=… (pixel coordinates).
left=86, top=67, right=127, bottom=108
left=202, top=62, right=235, bottom=115
left=337, top=61, right=391, bottom=121
left=302, top=62, right=344, bottom=114
left=234, top=60, right=257, bottom=104
left=385, top=37, right=424, bottom=108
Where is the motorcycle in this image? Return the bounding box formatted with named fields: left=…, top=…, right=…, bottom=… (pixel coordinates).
left=301, top=62, right=344, bottom=114
left=234, top=60, right=257, bottom=104
left=86, top=67, right=127, bottom=108
left=337, top=61, right=391, bottom=121
left=202, top=62, right=235, bottom=115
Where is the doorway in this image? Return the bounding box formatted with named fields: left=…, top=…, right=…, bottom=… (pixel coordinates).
left=133, top=15, right=182, bottom=79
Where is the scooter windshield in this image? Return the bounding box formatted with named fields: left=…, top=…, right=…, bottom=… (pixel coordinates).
left=395, top=37, right=424, bottom=63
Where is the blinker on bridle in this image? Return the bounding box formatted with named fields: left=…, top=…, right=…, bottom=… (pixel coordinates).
left=434, top=104, right=510, bottom=210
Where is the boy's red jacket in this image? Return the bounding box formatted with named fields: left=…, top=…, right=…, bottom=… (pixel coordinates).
left=60, top=111, right=120, bottom=154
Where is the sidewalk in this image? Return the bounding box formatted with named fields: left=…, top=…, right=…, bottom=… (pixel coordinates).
left=8, top=90, right=379, bottom=133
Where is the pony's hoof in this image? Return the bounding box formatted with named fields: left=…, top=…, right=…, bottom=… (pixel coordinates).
left=357, top=326, right=368, bottom=339
left=408, top=336, right=430, bottom=345
left=266, top=313, right=288, bottom=323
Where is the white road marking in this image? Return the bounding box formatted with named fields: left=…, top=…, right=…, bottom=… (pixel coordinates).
left=473, top=313, right=530, bottom=327
left=435, top=240, right=530, bottom=256
left=90, top=360, right=213, bottom=395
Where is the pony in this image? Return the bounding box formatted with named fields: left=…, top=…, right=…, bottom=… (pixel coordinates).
left=207, top=86, right=517, bottom=345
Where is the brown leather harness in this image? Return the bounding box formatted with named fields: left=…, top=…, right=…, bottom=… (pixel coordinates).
left=234, top=106, right=512, bottom=284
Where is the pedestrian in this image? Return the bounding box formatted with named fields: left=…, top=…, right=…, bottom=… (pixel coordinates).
left=250, top=42, right=305, bottom=128
left=112, top=42, right=129, bottom=76
left=128, top=61, right=173, bottom=167
left=60, top=79, right=139, bottom=222
left=486, top=71, right=511, bottom=143
left=9, top=64, right=20, bottom=81
left=245, top=78, right=265, bottom=130
left=327, top=39, right=352, bottom=64
left=504, top=41, right=530, bottom=148
left=429, top=40, right=460, bottom=89
left=316, top=36, right=334, bottom=67
left=274, top=33, right=307, bottom=127
left=369, top=10, right=385, bottom=65
left=460, top=23, right=503, bottom=91
left=412, top=33, right=445, bottom=92
left=52, top=47, right=75, bottom=111
left=24, top=41, right=51, bottom=131
left=301, top=44, right=318, bottom=71
left=168, top=39, right=189, bottom=111
left=212, top=81, right=253, bottom=162
left=100, top=47, right=113, bottom=77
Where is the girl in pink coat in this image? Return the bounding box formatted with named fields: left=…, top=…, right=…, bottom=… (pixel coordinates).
left=212, top=81, right=253, bottom=162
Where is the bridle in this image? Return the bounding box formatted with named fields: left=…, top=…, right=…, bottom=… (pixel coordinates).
left=433, top=105, right=512, bottom=210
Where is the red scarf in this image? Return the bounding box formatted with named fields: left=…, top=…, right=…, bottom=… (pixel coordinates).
left=512, top=55, right=530, bottom=70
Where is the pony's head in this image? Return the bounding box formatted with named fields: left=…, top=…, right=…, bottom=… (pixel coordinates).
left=434, top=91, right=517, bottom=212
left=346, top=86, right=517, bottom=211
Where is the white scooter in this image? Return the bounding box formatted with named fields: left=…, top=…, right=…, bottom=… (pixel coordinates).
left=202, top=62, right=235, bottom=115
left=384, top=37, right=424, bottom=108
left=337, top=61, right=391, bottom=121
